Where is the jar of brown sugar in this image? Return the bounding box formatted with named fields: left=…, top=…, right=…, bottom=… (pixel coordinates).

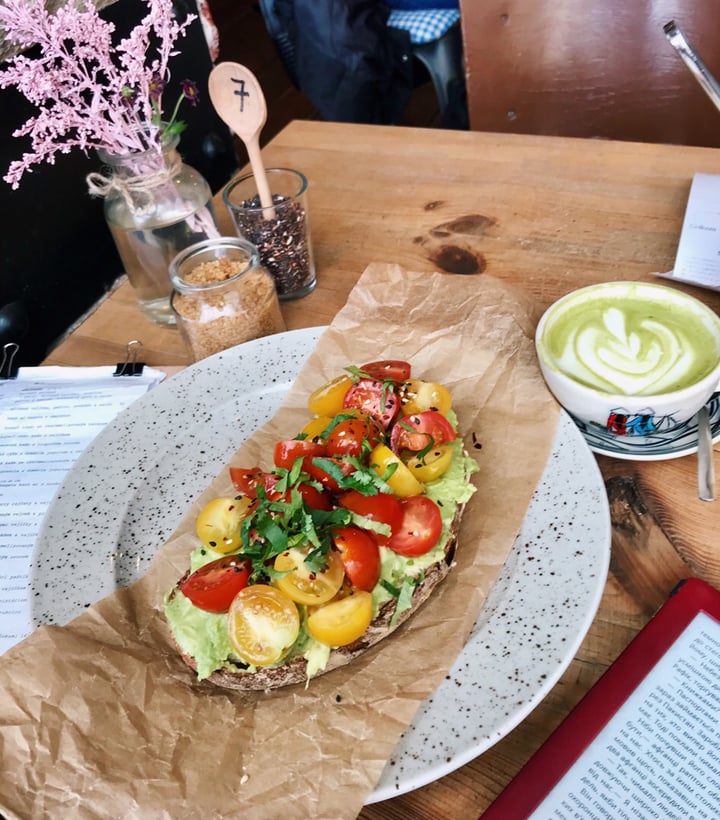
left=170, top=237, right=286, bottom=361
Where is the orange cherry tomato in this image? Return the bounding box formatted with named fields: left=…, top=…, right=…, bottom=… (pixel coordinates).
left=274, top=547, right=345, bottom=605
left=307, top=590, right=373, bottom=647
left=307, top=375, right=353, bottom=417
left=401, top=379, right=452, bottom=416
left=227, top=584, right=300, bottom=666
left=195, top=496, right=253, bottom=553
left=369, top=443, right=424, bottom=497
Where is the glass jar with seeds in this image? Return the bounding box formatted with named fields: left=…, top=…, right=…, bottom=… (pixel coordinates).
left=170, top=237, right=286, bottom=362
left=223, top=168, right=316, bottom=300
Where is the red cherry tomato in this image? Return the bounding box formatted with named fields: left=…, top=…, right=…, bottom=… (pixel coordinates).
left=261, top=473, right=333, bottom=510
left=179, top=555, right=252, bottom=613
left=390, top=410, right=457, bottom=454
left=360, top=360, right=412, bottom=384
left=296, top=482, right=333, bottom=511
left=332, top=526, right=381, bottom=591
left=305, top=455, right=355, bottom=493
left=387, top=496, right=443, bottom=557
left=325, top=417, right=383, bottom=459
left=343, top=379, right=400, bottom=428
left=229, top=466, right=265, bottom=498
left=274, top=439, right=327, bottom=471
left=339, top=489, right=404, bottom=545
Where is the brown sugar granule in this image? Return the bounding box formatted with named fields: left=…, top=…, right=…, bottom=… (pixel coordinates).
left=173, top=261, right=285, bottom=360
left=182, top=256, right=248, bottom=286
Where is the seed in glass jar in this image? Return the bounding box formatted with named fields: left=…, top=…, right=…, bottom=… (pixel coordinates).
left=234, top=193, right=313, bottom=296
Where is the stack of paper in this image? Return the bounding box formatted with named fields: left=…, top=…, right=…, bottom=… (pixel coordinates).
left=0, top=366, right=165, bottom=654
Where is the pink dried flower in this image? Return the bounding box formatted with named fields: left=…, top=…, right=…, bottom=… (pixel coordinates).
left=0, top=0, right=197, bottom=189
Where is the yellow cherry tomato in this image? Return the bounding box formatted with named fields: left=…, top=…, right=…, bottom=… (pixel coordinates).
left=195, top=496, right=253, bottom=553
left=402, top=379, right=452, bottom=416
left=300, top=415, right=332, bottom=440
left=274, top=547, right=345, bottom=605
left=405, top=443, right=454, bottom=483
left=307, top=375, right=353, bottom=417
left=227, top=584, right=300, bottom=666
left=307, top=590, right=373, bottom=647
left=369, top=443, right=424, bottom=497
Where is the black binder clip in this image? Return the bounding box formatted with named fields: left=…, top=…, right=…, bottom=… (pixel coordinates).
left=0, top=342, right=19, bottom=380
left=113, top=340, right=146, bottom=377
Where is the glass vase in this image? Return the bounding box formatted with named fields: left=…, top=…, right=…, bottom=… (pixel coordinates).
left=94, top=135, right=219, bottom=326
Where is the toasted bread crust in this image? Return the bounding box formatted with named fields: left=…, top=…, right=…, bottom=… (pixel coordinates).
left=170, top=502, right=464, bottom=691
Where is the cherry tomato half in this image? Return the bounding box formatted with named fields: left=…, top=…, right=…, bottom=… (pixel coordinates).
left=343, top=379, right=400, bottom=428
left=332, top=526, right=381, bottom=591
left=307, top=590, right=373, bottom=647
left=195, top=496, right=253, bottom=553
left=296, top=482, right=333, bottom=511
left=405, top=443, right=454, bottom=483
left=369, top=443, right=424, bottom=497
left=179, top=555, right=252, bottom=613
left=359, top=360, right=411, bottom=384
left=307, top=375, right=353, bottom=417
left=387, top=496, right=443, bottom=557
left=305, top=455, right=355, bottom=493
left=227, top=584, right=300, bottom=666
left=389, top=410, right=457, bottom=454
left=274, top=547, right=345, bottom=605
left=274, top=438, right=327, bottom=471
left=229, top=466, right=264, bottom=499
left=339, top=489, right=403, bottom=545
left=400, top=379, right=452, bottom=416
left=325, top=416, right=383, bottom=459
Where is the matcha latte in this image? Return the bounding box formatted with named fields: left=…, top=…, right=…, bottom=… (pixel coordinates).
left=535, top=282, right=720, bottom=434
left=540, top=283, right=720, bottom=396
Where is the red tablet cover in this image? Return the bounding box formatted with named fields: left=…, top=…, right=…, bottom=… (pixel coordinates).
left=482, top=577, right=720, bottom=818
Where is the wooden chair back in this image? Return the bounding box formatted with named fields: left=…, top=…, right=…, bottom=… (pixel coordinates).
left=458, top=0, right=720, bottom=146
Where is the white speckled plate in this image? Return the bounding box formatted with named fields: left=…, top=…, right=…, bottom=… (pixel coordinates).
left=30, top=327, right=611, bottom=803
left=569, top=393, right=720, bottom=461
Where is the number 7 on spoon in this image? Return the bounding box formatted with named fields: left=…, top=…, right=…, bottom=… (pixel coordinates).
left=208, top=62, right=275, bottom=219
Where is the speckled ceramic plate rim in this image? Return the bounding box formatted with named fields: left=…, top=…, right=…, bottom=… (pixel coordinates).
left=29, top=327, right=611, bottom=804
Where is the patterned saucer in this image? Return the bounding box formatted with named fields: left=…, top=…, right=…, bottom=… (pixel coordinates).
left=570, top=393, right=720, bottom=461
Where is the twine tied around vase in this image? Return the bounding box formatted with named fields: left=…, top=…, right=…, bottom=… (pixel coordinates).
left=86, top=158, right=182, bottom=215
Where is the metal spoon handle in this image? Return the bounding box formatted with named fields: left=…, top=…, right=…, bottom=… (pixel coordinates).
left=697, top=405, right=715, bottom=502
left=664, top=21, right=720, bottom=114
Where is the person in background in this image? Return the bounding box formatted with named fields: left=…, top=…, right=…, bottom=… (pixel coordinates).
left=385, top=0, right=458, bottom=7
left=275, top=0, right=415, bottom=125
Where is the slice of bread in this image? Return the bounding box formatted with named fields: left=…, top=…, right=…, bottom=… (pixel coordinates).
left=168, top=502, right=464, bottom=692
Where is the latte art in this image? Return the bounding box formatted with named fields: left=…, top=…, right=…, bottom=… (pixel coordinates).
left=542, top=289, right=720, bottom=396
left=558, top=307, right=701, bottom=394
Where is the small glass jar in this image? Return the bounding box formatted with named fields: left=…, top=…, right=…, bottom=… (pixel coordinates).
left=222, top=168, right=316, bottom=300
left=170, top=237, right=286, bottom=362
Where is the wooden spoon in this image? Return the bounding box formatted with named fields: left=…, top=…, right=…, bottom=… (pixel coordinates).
left=208, top=61, right=275, bottom=218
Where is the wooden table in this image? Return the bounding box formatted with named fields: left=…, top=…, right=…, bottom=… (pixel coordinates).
left=45, top=121, right=720, bottom=818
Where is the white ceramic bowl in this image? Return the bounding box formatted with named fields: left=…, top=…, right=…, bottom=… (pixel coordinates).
left=535, top=281, right=720, bottom=436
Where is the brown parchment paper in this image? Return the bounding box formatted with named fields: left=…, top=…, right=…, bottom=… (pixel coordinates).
left=0, top=265, right=560, bottom=820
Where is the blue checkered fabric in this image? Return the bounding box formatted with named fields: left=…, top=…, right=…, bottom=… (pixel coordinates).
left=386, top=9, right=460, bottom=45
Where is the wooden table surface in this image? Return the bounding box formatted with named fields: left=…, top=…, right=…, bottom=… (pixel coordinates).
left=45, top=121, right=720, bottom=818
